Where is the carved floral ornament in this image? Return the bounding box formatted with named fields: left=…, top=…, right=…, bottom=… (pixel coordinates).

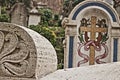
left=0, top=23, right=36, bottom=78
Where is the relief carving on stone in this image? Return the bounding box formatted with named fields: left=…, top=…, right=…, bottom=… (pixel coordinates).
left=0, top=24, right=36, bottom=78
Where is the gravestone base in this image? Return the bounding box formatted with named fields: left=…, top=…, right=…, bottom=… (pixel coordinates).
left=0, top=77, right=35, bottom=80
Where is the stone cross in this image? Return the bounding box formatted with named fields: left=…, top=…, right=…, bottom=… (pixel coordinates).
left=80, top=16, right=107, bottom=65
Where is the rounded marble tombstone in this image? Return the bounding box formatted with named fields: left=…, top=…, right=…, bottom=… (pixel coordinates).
left=0, top=22, right=57, bottom=79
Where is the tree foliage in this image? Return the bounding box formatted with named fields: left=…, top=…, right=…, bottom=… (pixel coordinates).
left=63, top=0, right=84, bottom=17
left=0, top=14, right=10, bottom=22
left=0, top=0, right=16, bottom=8
left=38, top=8, right=61, bottom=27
left=38, top=8, right=53, bottom=26
left=0, top=0, right=31, bottom=8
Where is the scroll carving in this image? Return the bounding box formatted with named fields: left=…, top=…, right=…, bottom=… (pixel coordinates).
left=0, top=30, right=32, bottom=77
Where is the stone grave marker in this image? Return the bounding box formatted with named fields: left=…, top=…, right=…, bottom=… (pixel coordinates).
left=62, top=0, right=120, bottom=68
left=0, top=22, right=57, bottom=80
left=10, top=3, right=28, bottom=27
left=28, top=8, right=41, bottom=26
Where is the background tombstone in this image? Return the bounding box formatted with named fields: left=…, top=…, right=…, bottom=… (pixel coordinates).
left=9, top=3, right=28, bottom=27
left=28, top=8, right=41, bottom=26
left=0, top=22, right=57, bottom=80
left=62, top=0, right=120, bottom=68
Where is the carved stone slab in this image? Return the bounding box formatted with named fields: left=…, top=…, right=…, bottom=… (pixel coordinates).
left=0, top=22, right=57, bottom=79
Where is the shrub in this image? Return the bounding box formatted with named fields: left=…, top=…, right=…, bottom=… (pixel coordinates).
left=0, top=14, right=10, bottom=22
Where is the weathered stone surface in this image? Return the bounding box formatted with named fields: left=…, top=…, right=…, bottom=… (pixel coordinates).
left=40, top=62, right=120, bottom=80
left=10, top=3, right=28, bottom=27
left=0, top=22, right=57, bottom=79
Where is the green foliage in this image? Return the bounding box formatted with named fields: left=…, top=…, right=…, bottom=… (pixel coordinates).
left=54, top=14, right=59, bottom=20
left=39, top=8, right=61, bottom=27
left=39, top=9, right=53, bottom=26
left=57, top=63, right=63, bottom=69
left=0, top=0, right=6, bottom=6
left=0, top=0, right=31, bottom=8
left=0, top=0, right=16, bottom=7
left=0, top=14, right=10, bottom=22
left=64, top=0, right=69, bottom=6
left=1, top=7, right=6, bottom=14
left=73, top=0, right=84, bottom=7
